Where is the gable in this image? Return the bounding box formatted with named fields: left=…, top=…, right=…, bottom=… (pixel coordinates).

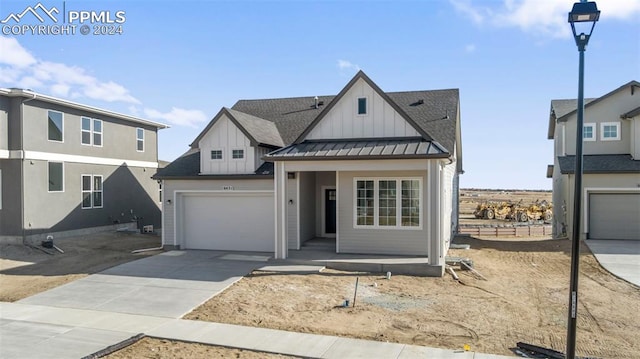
left=198, top=114, right=255, bottom=175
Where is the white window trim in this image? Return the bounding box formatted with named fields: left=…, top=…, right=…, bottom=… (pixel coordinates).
left=48, top=161, right=64, bottom=193
left=47, top=110, right=64, bottom=143
left=136, top=128, right=145, bottom=152
left=231, top=148, right=245, bottom=160
left=81, top=174, right=103, bottom=209
left=210, top=149, right=224, bottom=161
left=356, top=96, right=368, bottom=116
left=600, top=122, right=620, bottom=141
left=81, top=118, right=103, bottom=147
left=583, top=123, right=596, bottom=142
left=353, top=177, right=423, bottom=230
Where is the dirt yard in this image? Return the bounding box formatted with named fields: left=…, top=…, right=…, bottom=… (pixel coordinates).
left=184, top=236, right=640, bottom=359
left=0, top=231, right=161, bottom=302
left=105, top=337, right=300, bottom=359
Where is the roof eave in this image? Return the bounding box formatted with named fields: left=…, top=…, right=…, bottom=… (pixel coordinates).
left=264, top=153, right=450, bottom=162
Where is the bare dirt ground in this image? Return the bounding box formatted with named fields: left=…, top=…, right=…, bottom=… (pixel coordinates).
left=105, top=337, right=300, bottom=359
left=0, top=231, right=161, bottom=302
left=184, top=236, right=640, bottom=359
left=459, top=189, right=552, bottom=227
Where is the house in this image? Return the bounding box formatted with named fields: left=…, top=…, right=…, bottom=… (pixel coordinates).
left=547, top=80, right=640, bottom=240
left=155, top=71, right=463, bottom=276
left=0, top=88, right=168, bottom=242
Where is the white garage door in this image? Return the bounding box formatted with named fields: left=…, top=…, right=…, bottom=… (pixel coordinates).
left=589, top=193, right=640, bottom=240
left=181, top=192, right=274, bottom=252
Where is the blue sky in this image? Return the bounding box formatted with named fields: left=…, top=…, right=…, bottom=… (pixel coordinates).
left=1, top=0, right=638, bottom=190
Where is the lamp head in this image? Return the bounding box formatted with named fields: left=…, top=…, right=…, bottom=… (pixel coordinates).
left=568, top=1, right=600, bottom=50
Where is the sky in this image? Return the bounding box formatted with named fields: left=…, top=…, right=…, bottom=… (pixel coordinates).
left=1, top=0, right=638, bottom=190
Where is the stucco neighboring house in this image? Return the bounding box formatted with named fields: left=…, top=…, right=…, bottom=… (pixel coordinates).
left=0, top=88, right=168, bottom=242
left=547, top=80, right=640, bottom=240
left=155, top=71, right=463, bottom=276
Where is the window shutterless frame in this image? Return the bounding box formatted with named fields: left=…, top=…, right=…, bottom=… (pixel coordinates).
left=47, top=110, right=64, bottom=142
left=232, top=149, right=245, bottom=160
left=81, top=118, right=103, bottom=146
left=600, top=122, right=620, bottom=141
left=583, top=123, right=595, bottom=141
left=356, top=97, right=368, bottom=116
left=48, top=161, right=64, bottom=192
left=353, top=177, right=422, bottom=230
left=136, top=128, right=145, bottom=152
left=210, top=149, right=223, bottom=160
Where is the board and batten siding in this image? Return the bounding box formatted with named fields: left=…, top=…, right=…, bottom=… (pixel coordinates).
left=199, top=115, right=255, bottom=175
left=337, top=170, right=429, bottom=255
left=162, top=178, right=273, bottom=247
left=441, top=161, right=456, bottom=252
left=306, top=78, right=420, bottom=140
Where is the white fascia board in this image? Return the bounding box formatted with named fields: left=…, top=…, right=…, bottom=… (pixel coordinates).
left=1, top=88, right=169, bottom=129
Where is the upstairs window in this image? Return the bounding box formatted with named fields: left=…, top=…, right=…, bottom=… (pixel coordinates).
left=232, top=149, right=244, bottom=159
left=601, top=122, right=620, bottom=141
left=357, top=97, right=367, bottom=115
left=82, top=118, right=103, bottom=146
left=48, top=110, right=63, bottom=142
left=583, top=123, right=595, bottom=141
left=136, top=128, right=144, bottom=151
left=211, top=149, right=223, bottom=160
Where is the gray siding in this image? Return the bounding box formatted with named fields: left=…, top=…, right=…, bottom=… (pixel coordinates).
left=8, top=98, right=21, bottom=150
left=162, top=178, right=274, bottom=247
left=287, top=177, right=298, bottom=249
left=0, top=160, right=23, bottom=235
left=0, top=96, right=8, bottom=152
left=338, top=170, right=429, bottom=255
left=21, top=160, right=160, bottom=235
left=22, top=100, right=158, bottom=162
left=299, top=172, right=316, bottom=243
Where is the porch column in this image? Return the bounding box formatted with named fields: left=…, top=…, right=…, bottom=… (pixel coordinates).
left=428, top=161, right=442, bottom=266
left=274, top=161, right=287, bottom=259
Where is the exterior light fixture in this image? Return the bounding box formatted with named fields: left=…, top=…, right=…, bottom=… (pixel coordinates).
left=565, top=2, right=599, bottom=359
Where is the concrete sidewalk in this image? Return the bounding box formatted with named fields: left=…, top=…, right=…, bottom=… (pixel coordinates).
left=0, top=302, right=514, bottom=359
left=585, top=240, right=640, bottom=286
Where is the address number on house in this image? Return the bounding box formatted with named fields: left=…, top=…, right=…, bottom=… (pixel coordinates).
left=222, top=186, right=234, bottom=190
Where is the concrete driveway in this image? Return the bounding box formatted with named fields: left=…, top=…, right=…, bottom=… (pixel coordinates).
left=585, top=240, right=640, bottom=287
left=17, top=250, right=269, bottom=318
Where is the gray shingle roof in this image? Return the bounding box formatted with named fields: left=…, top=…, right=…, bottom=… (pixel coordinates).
left=557, top=155, right=640, bottom=174
left=266, top=138, right=448, bottom=161
left=231, top=90, right=459, bottom=154
left=551, top=98, right=597, bottom=120
left=226, top=108, right=284, bottom=147
left=153, top=150, right=274, bottom=179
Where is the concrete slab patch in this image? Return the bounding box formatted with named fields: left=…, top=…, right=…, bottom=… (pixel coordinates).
left=147, top=319, right=223, bottom=342
left=18, top=281, right=138, bottom=310
left=252, top=329, right=338, bottom=358
left=322, top=337, right=405, bottom=358
left=398, top=345, right=474, bottom=358
left=219, top=254, right=271, bottom=262
left=257, top=265, right=326, bottom=273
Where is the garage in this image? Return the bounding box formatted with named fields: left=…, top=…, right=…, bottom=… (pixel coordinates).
left=589, top=193, right=640, bottom=240
left=180, top=192, right=274, bottom=252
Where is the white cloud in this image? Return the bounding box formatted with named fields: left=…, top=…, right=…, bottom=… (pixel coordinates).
left=144, top=107, right=208, bottom=128
left=337, top=59, right=360, bottom=72
left=465, top=44, right=477, bottom=53
left=0, top=36, right=205, bottom=127
left=450, top=0, right=640, bottom=38
left=0, top=36, right=36, bottom=67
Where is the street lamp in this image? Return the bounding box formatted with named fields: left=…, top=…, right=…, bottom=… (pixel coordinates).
left=566, top=2, right=599, bottom=359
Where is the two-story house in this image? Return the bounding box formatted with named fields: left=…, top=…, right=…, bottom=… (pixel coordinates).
left=547, top=80, right=640, bottom=240
left=154, top=71, right=463, bottom=276
left=0, top=88, right=168, bottom=242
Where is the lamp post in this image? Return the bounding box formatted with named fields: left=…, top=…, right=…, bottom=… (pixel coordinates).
left=566, top=2, right=599, bottom=358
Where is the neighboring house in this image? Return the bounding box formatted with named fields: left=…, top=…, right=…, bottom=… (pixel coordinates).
left=547, top=80, right=640, bottom=240
left=0, top=88, right=168, bottom=242
left=155, top=71, right=463, bottom=275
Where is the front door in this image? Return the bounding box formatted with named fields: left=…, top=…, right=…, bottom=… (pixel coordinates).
left=325, top=189, right=337, bottom=234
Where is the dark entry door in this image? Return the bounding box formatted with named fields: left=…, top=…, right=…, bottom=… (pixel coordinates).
left=325, top=189, right=336, bottom=234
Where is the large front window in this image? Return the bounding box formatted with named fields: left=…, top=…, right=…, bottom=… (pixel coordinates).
left=355, top=178, right=421, bottom=229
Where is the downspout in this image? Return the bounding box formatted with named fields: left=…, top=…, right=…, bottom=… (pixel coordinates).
left=20, top=92, right=37, bottom=244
